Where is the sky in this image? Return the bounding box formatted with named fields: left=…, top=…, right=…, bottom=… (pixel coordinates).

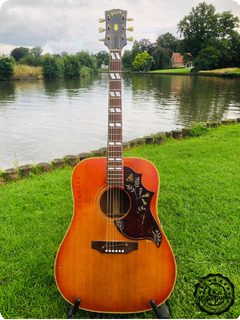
left=0, top=0, right=240, bottom=55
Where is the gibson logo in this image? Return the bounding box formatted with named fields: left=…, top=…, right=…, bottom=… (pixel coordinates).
left=111, top=10, right=122, bottom=16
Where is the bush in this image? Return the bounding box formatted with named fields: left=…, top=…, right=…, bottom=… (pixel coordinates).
left=80, top=66, right=95, bottom=77
left=42, top=54, right=61, bottom=79
left=190, top=123, right=210, bottom=136
left=0, top=56, right=15, bottom=80
left=193, top=47, right=221, bottom=72
left=132, top=52, right=154, bottom=72
left=63, top=54, right=80, bottom=78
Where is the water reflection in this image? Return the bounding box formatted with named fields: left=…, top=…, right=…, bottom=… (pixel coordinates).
left=0, top=74, right=239, bottom=169
left=0, top=81, right=16, bottom=104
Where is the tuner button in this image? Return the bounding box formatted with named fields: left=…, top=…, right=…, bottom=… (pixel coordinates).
left=99, top=27, right=105, bottom=33
left=127, top=37, right=134, bottom=42
left=127, top=27, right=134, bottom=32
left=99, top=38, right=105, bottom=41
left=99, top=18, right=105, bottom=23
left=127, top=18, right=134, bottom=21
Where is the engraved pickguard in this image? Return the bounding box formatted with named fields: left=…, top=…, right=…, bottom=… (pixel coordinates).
left=114, top=166, right=162, bottom=247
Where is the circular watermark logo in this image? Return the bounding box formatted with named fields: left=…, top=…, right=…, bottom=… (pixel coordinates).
left=194, top=274, right=234, bottom=315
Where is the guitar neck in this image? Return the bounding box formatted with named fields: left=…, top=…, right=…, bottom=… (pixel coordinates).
left=107, top=50, right=123, bottom=186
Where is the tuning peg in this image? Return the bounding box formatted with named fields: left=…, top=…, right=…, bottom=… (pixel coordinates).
left=127, top=37, right=134, bottom=42
left=127, top=27, right=134, bottom=32
left=99, top=38, right=105, bottom=41
left=99, top=27, right=105, bottom=33
left=99, top=18, right=105, bottom=23
left=127, top=18, right=134, bottom=21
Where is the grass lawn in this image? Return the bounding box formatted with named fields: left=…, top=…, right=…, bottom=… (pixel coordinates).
left=149, top=67, right=240, bottom=75
left=0, top=124, right=240, bottom=319
left=149, top=68, right=192, bottom=74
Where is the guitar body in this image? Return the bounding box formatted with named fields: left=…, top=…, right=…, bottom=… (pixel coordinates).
left=55, top=157, right=176, bottom=313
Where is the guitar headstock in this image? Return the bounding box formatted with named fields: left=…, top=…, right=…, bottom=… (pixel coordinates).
left=99, top=9, right=133, bottom=50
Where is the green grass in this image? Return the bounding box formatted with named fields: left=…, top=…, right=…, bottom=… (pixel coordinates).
left=149, top=67, right=240, bottom=75
left=1, top=124, right=240, bottom=318
left=149, top=68, right=192, bottom=74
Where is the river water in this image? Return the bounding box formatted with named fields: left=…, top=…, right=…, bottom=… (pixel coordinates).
left=0, top=73, right=240, bottom=170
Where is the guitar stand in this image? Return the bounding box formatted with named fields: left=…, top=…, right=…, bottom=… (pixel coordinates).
left=150, top=299, right=170, bottom=319
left=67, top=298, right=81, bottom=318
left=67, top=298, right=170, bottom=319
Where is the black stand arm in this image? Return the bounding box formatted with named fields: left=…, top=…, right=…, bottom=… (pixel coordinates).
left=67, top=298, right=81, bottom=318
left=150, top=299, right=170, bottom=319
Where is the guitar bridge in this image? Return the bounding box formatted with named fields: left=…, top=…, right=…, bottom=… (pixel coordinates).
left=92, top=241, right=138, bottom=254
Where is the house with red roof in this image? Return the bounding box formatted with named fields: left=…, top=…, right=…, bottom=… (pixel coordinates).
left=171, top=53, right=193, bottom=68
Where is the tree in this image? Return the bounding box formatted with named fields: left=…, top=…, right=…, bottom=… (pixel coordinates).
left=156, top=33, right=178, bottom=53
left=132, top=52, right=154, bottom=72
left=122, top=41, right=141, bottom=69
left=94, top=51, right=109, bottom=68
left=152, top=46, right=171, bottom=69
left=75, top=51, right=97, bottom=69
left=42, top=54, right=61, bottom=79
left=193, top=47, right=221, bottom=71
left=63, top=54, right=80, bottom=78
left=30, top=46, right=43, bottom=58
left=10, top=47, right=29, bottom=61
left=0, top=56, right=15, bottom=80
left=139, top=39, right=154, bottom=53
left=177, top=2, right=240, bottom=70
left=122, top=50, right=132, bottom=69
left=131, top=40, right=141, bottom=61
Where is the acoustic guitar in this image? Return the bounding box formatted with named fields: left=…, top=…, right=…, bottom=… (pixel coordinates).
left=55, top=9, right=176, bottom=314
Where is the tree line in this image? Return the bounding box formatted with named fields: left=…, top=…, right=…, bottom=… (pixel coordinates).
left=1, top=2, right=240, bottom=80
left=0, top=48, right=100, bottom=80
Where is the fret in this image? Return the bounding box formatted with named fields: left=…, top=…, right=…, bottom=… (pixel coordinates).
left=109, top=79, right=121, bottom=82
left=107, top=176, right=123, bottom=179
left=109, top=97, right=122, bottom=101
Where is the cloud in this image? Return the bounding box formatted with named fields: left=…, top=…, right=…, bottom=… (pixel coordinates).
left=0, top=0, right=239, bottom=55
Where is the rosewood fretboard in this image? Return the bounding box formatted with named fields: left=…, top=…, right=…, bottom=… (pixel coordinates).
left=107, top=50, right=123, bottom=186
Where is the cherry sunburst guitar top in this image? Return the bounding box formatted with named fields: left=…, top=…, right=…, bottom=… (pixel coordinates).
left=55, top=9, right=176, bottom=314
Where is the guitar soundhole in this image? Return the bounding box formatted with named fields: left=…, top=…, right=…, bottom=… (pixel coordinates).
left=100, top=187, right=131, bottom=219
